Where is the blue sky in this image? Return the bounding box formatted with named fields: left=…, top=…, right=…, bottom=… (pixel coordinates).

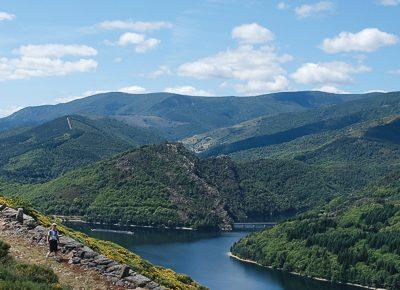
left=0, top=0, right=399, bottom=116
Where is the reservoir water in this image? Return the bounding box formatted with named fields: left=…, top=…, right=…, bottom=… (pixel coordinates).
left=67, top=223, right=362, bottom=290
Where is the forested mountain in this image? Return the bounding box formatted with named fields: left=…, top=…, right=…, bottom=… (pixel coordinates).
left=0, top=115, right=161, bottom=183
left=0, top=91, right=370, bottom=139
left=183, top=91, right=400, bottom=157
left=1, top=135, right=398, bottom=230
left=231, top=170, right=400, bottom=290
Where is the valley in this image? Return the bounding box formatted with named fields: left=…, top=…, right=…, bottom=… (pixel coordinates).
left=1, top=90, right=400, bottom=289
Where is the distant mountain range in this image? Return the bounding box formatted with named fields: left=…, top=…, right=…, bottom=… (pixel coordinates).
left=0, top=91, right=372, bottom=139
left=183, top=91, right=400, bottom=158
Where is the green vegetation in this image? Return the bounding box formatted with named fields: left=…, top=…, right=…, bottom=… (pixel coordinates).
left=231, top=172, right=400, bottom=290
left=184, top=91, right=400, bottom=157
left=0, top=196, right=206, bottom=290
left=0, top=91, right=371, bottom=139
left=0, top=239, right=66, bottom=290
left=0, top=141, right=384, bottom=230
left=0, top=115, right=161, bottom=183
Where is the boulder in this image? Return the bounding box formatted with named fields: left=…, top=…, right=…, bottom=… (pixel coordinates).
left=59, top=236, right=82, bottom=250
left=0, top=204, right=6, bottom=211
left=1, top=208, right=18, bottom=219
left=119, top=265, right=131, bottom=279
left=125, top=273, right=151, bottom=287
left=68, top=257, right=81, bottom=264
left=146, top=282, right=166, bottom=290
left=94, top=256, right=113, bottom=265
left=81, top=246, right=97, bottom=259
left=16, top=208, right=24, bottom=223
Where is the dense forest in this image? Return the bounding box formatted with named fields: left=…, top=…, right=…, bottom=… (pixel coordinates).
left=231, top=171, right=400, bottom=289
left=0, top=115, right=161, bottom=183
left=1, top=132, right=398, bottom=230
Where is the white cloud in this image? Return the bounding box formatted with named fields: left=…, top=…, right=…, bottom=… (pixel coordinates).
left=295, top=1, right=334, bottom=18
left=277, top=2, right=290, bottom=10
left=389, top=69, right=400, bottom=75
left=0, top=57, right=97, bottom=80
left=164, top=86, right=213, bottom=96
left=364, top=89, right=388, bottom=93
left=0, top=11, right=15, bottom=21
left=234, top=76, right=290, bottom=95
left=378, top=0, right=400, bottom=6
left=54, top=90, right=108, bottom=104
left=0, top=105, right=22, bottom=117
left=178, top=23, right=292, bottom=95
left=142, top=65, right=172, bottom=78
left=291, top=61, right=370, bottom=85
left=97, top=20, right=172, bottom=31
left=232, top=23, right=274, bottom=44
left=314, top=85, right=349, bottom=94
left=118, top=85, right=147, bottom=94
left=16, top=44, right=97, bottom=58
left=115, top=32, right=160, bottom=53
left=114, top=57, right=123, bottom=63
left=178, top=45, right=291, bottom=81
left=55, top=86, right=147, bottom=104
left=0, top=44, right=98, bottom=81
left=321, top=28, right=398, bottom=53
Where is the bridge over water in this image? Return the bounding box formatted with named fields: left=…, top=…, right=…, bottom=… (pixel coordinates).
left=233, top=222, right=277, bottom=230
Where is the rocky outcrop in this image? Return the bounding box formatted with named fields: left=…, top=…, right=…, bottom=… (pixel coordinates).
left=0, top=205, right=165, bottom=290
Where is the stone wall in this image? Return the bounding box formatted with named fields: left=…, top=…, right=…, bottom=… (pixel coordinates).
left=0, top=205, right=165, bottom=290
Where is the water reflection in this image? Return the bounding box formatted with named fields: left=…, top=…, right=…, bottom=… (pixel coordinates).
left=67, top=223, right=362, bottom=290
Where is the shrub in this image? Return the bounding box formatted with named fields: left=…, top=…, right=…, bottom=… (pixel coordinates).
left=13, top=264, right=58, bottom=284
left=0, top=240, right=10, bottom=258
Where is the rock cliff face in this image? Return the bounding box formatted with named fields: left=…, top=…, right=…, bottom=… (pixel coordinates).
left=0, top=205, right=164, bottom=290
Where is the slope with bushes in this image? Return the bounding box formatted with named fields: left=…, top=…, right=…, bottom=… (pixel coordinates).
left=231, top=171, right=400, bottom=290
left=0, top=115, right=161, bottom=183
left=0, top=239, right=66, bottom=289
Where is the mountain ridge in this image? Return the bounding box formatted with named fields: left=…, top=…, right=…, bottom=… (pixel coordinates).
left=0, top=91, right=375, bottom=139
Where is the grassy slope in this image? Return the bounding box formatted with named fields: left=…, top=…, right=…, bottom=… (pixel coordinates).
left=0, top=195, right=206, bottom=290
left=0, top=239, right=66, bottom=290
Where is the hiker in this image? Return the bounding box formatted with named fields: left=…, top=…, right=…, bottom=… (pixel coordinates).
left=46, top=223, right=60, bottom=260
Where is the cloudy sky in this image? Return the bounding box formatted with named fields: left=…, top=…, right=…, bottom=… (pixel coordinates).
left=0, top=0, right=399, bottom=116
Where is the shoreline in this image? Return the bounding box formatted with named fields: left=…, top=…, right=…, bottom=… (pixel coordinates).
left=57, top=216, right=195, bottom=231
left=228, top=252, right=385, bottom=290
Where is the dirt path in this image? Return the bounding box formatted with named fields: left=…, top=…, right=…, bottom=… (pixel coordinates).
left=0, top=229, right=124, bottom=290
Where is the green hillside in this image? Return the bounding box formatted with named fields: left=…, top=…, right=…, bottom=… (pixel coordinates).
left=1, top=139, right=395, bottom=230
left=183, top=91, right=400, bottom=157
left=231, top=171, right=400, bottom=290
left=0, top=115, right=161, bottom=183
left=0, top=91, right=371, bottom=139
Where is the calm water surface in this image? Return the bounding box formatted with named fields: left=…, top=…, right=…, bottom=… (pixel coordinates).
left=67, top=223, right=362, bottom=290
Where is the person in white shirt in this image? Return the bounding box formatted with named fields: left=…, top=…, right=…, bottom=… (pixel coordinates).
left=46, top=223, right=60, bottom=260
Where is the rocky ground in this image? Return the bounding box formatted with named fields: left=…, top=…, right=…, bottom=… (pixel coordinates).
left=0, top=205, right=165, bottom=290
